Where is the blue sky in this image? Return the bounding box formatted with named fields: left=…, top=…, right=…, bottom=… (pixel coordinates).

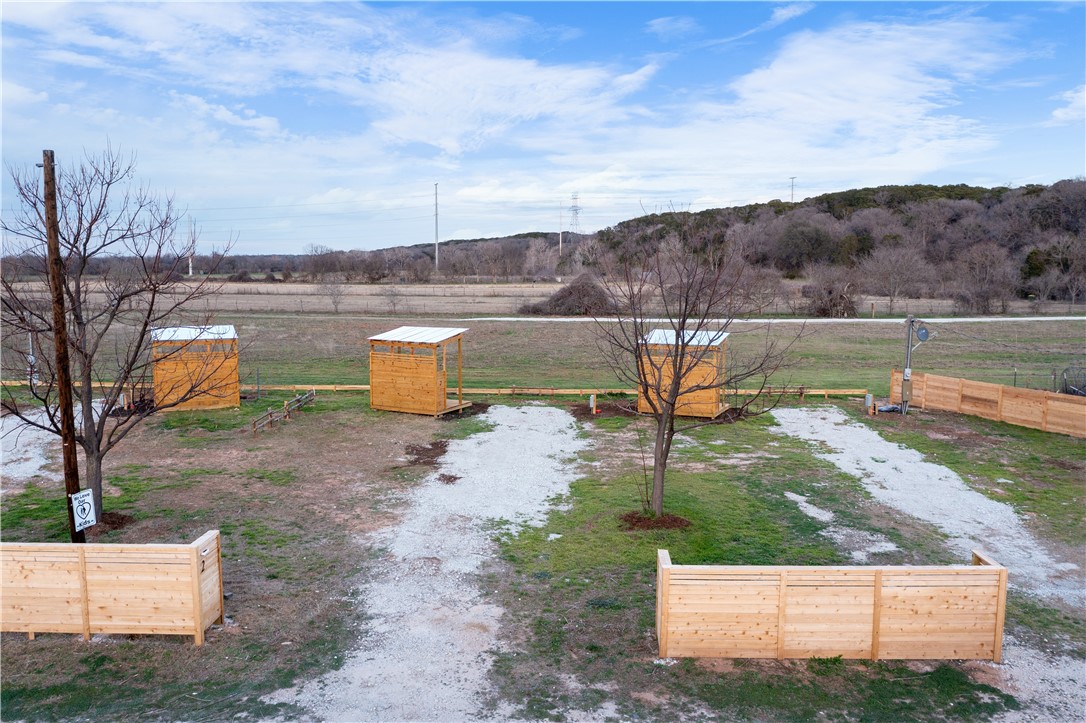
left=2, top=1, right=1083, bottom=255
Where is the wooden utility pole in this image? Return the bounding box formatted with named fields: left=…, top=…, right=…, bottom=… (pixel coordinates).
left=42, top=149, right=86, bottom=543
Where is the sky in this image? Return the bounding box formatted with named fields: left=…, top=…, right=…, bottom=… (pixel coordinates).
left=2, top=1, right=1083, bottom=256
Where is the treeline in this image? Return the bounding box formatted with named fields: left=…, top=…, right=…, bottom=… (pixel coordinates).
left=8, top=180, right=1081, bottom=314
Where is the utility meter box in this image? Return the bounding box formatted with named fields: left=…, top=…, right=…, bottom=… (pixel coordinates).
left=901, top=379, right=913, bottom=402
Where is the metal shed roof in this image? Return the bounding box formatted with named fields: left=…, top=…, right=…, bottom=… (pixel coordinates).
left=368, top=326, right=468, bottom=345
left=151, top=325, right=238, bottom=343
left=644, top=329, right=728, bottom=347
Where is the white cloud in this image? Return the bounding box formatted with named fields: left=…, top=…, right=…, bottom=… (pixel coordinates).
left=2, top=82, right=48, bottom=106
left=1046, top=85, right=1085, bottom=126
left=767, top=3, right=815, bottom=29
left=703, top=2, right=815, bottom=46
left=646, top=16, right=700, bottom=41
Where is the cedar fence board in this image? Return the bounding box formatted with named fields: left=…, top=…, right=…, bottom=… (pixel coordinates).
left=656, top=550, right=1006, bottom=661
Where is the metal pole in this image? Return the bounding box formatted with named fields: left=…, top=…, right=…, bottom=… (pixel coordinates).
left=434, top=183, right=439, bottom=274
left=42, top=149, right=86, bottom=543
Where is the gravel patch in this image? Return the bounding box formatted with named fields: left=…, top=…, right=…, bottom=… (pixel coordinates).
left=265, top=404, right=588, bottom=721
left=2, top=407, right=61, bottom=489
left=770, top=407, right=1083, bottom=606
left=783, top=491, right=899, bottom=562
left=773, top=407, right=1086, bottom=721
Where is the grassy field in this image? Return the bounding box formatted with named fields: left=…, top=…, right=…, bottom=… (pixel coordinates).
left=1, top=303, right=1083, bottom=720
left=211, top=313, right=1085, bottom=396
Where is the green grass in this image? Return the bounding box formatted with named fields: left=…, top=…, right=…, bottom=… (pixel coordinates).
left=243, top=468, right=297, bottom=486
left=489, top=408, right=1024, bottom=721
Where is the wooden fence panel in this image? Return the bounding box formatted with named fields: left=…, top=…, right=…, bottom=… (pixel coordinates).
left=959, top=380, right=1002, bottom=421
left=1, top=532, right=223, bottom=645
left=891, top=371, right=1086, bottom=439
left=1000, top=387, right=1047, bottom=430
left=657, top=550, right=1005, bottom=661
left=1046, top=393, right=1086, bottom=437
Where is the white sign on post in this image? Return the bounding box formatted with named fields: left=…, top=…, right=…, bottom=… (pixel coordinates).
left=71, top=489, right=97, bottom=532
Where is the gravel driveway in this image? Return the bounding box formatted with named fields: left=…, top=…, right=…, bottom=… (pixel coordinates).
left=265, top=404, right=588, bottom=721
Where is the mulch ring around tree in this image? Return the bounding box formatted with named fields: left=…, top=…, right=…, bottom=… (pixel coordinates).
left=88, top=511, right=136, bottom=535
left=619, top=510, right=692, bottom=531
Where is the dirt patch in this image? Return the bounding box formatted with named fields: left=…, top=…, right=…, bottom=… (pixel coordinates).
left=441, top=401, right=491, bottom=419
left=437, top=473, right=460, bottom=484
left=87, top=511, right=135, bottom=536
left=403, top=439, right=448, bottom=467
left=568, top=398, right=638, bottom=422
left=619, top=510, right=692, bottom=531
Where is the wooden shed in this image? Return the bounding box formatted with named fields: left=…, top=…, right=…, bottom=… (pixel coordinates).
left=637, top=329, right=728, bottom=419
left=368, top=326, right=471, bottom=416
left=151, top=325, right=240, bottom=411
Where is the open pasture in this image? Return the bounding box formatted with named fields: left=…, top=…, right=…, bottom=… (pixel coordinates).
left=220, top=312, right=1082, bottom=396
left=1, top=300, right=1084, bottom=721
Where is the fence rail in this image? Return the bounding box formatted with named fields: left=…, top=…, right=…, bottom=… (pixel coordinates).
left=891, top=370, right=1086, bottom=438
left=251, top=389, right=317, bottom=434
left=656, top=549, right=1006, bottom=661
left=1, top=530, right=223, bottom=646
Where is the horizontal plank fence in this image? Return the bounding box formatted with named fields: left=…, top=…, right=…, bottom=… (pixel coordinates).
left=891, top=370, right=1086, bottom=438
left=251, top=389, right=317, bottom=434
left=656, top=549, right=1006, bottom=661
left=3, top=380, right=866, bottom=400
left=1, top=530, right=223, bottom=646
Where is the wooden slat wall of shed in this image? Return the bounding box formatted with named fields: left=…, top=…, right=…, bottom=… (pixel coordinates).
left=152, top=341, right=240, bottom=411
left=369, top=351, right=442, bottom=415
left=637, top=350, right=726, bottom=418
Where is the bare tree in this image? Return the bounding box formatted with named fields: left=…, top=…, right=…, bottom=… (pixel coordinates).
left=1, top=147, right=231, bottom=518
left=858, top=246, right=931, bottom=314
left=594, top=214, right=797, bottom=517
left=320, top=275, right=348, bottom=313
left=953, top=242, right=1018, bottom=314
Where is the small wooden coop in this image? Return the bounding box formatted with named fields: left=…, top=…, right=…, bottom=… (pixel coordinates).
left=637, top=329, right=729, bottom=419
left=151, top=325, right=240, bottom=411
left=368, top=326, right=471, bottom=417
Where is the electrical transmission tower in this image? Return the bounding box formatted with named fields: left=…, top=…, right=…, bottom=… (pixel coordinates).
left=568, top=193, right=582, bottom=235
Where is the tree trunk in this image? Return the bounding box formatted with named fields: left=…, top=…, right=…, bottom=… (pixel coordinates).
left=650, top=407, right=675, bottom=517
left=84, top=451, right=104, bottom=519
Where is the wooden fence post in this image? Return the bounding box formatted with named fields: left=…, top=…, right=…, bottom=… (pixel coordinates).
left=78, top=546, right=90, bottom=641
left=871, top=569, right=883, bottom=660
left=776, top=570, right=788, bottom=659
left=189, top=544, right=204, bottom=646
left=656, top=550, right=671, bottom=657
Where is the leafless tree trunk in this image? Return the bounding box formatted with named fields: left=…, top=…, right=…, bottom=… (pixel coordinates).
left=1, top=147, right=232, bottom=519
left=593, top=213, right=799, bottom=517
left=320, top=275, right=348, bottom=313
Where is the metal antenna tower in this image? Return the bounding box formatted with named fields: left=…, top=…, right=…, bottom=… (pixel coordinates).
left=568, top=193, right=582, bottom=235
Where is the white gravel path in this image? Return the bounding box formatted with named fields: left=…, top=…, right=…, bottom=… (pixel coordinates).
left=2, top=407, right=61, bottom=487
left=770, top=406, right=1083, bottom=606
left=772, top=407, right=1086, bottom=722
left=265, top=404, right=588, bottom=721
